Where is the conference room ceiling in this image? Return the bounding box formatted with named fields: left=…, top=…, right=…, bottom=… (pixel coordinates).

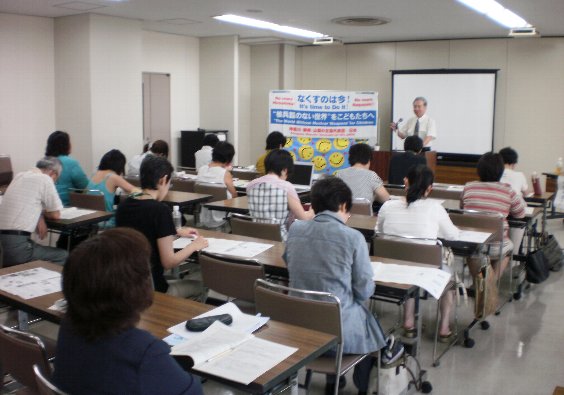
left=1, top=0, right=563, bottom=44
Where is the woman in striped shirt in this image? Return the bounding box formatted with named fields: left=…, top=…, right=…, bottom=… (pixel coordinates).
left=462, top=152, right=526, bottom=279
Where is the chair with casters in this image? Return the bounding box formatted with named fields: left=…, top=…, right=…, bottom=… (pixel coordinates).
left=0, top=324, right=53, bottom=394
left=254, top=278, right=369, bottom=395
left=33, top=364, right=68, bottom=395
left=372, top=233, right=455, bottom=366
left=199, top=252, right=265, bottom=313
left=350, top=198, right=373, bottom=216
left=229, top=213, right=283, bottom=242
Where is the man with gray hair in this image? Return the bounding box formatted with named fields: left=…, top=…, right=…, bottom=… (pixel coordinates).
left=0, top=157, right=68, bottom=266
left=390, top=96, right=437, bottom=151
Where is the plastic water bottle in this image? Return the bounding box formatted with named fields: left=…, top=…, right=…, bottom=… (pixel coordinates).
left=556, top=157, right=563, bottom=175
left=172, top=205, right=182, bottom=229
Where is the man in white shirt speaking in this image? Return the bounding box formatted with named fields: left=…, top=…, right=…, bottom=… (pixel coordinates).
left=391, top=97, right=437, bottom=151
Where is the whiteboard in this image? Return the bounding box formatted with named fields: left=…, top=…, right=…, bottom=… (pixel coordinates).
left=391, top=71, right=497, bottom=156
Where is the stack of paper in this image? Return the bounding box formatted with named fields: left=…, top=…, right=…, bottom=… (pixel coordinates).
left=60, top=207, right=95, bottom=219
left=171, top=321, right=297, bottom=385
left=173, top=237, right=273, bottom=258
left=167, top=302, right=270, bottom=341
left=0, top=268, right=61, bottom=299
left=371, top=261, right=450, bottom=299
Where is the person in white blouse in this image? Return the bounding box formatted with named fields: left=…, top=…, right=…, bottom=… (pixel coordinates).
left=194, top=134, right=219, bottom=171
left=390, top=97, right=437, bottom=150
left=499, top=147, right=530, bottom=196
left=376, top=165, right=459, bottom=341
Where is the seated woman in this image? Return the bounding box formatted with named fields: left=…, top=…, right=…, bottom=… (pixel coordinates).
left=116, top=155, right=208, bottom=297
left=45, top=130, right=89, bottom=207
left=462, top=152, right=526, bottom=279
left=246, top=149, right=314, bottom=240
left=255, top=131, right=286, bottom=175
left=336, top=143, right=390, bottom=211
left=284, top=177, right=402, bottom=395
left=87, top=149, right=139, bottom=227
left=196, top=142, right=237, bottom=228
left=376, top=165, right=460, bottom=341
left=388, top=136, right=427, bottom=185
left=53, top=228, right=203, bottom=395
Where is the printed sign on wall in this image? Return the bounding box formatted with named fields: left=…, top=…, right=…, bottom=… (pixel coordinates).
left=284, top=137, right=369, bottom=176
left=269, top=90, right=378, bottom=139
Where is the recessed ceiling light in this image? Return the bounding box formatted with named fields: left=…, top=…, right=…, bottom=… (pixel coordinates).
left=213, top=14, right=326, bottom=39
left=53, top=1, right=106, bottom=11
left=456, top=0, right=530, bottom=28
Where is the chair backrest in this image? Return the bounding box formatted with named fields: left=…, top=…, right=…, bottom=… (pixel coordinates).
left=33, top=364, right=68, bottom=395
left=449, top=210, right=504, bottom=244
left=0, top=324, right=51, bottom=392
left=230, top=214, right=283, bottom=242
left=254, top=279, right=342, bottom=340
left=373, top=234, right=443, bottom=266
left=69, top=190, right=106, bottom=211
left=0, top=156, right=13, bottom=186
left=350, top=198, right=373, bottom=216
left=171, top=178, right=195, bottom=193
left=231, top=169, right=260, bottom=181
left=194, top=183, right=228, bottom=202
left=124, top=176, right=141, bottom=187
left=449, top=209, right=505, bottom=260
left=199, top=252, right=265, bottom=303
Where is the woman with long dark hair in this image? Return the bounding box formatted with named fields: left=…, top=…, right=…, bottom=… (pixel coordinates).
left=376, top=165, right=459, bottom=341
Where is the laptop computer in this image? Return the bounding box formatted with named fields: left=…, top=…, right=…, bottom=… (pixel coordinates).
left=288, top=162, right=314, bottom=191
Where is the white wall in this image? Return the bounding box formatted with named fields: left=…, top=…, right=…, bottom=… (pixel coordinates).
left=54, top=14, right=92, bottom=175
left=291, top=38, right=564, bottom=179
left=89, top=15, right=143, bottom=173
left=0, top=13, right=55, bottom=173
left=250, top=45, right=282, bottom=162
left=142, top=31, right=200, bottom=167
left=199, top=36, right=238, bottom=160
left=237, top=44, right=252, bottom=165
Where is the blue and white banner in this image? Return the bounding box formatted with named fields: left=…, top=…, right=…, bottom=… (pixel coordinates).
left=269, top=90, right=378, bottom=139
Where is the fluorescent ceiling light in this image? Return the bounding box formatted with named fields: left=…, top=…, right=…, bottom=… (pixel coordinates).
left=213, top=14, right=326, bottom=39
left=457, top=0, right=530, bottom=28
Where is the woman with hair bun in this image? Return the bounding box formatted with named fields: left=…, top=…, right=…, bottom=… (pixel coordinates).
left=376, top=165, right=459, bottom=341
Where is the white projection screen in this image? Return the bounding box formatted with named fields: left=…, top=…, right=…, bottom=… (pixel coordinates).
left=391, top=70, right=497, bottom=157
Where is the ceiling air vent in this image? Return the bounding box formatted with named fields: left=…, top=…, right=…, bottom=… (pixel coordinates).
left=331, top=17, right=390, bottom=27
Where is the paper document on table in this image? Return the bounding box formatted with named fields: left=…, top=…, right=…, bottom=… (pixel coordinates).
left=233, top=180, right=250, bottom=188
left=171, top=321, right=297, bottom=385
left=524, top=206, right=535, bottom=215
left=173, top=237, right=194, bottom=249
left=458, top=230, right=491, bottom=244
left=0, top=268, right=61, bottom=299
left=447, top=185, right=464, bottom=191
left=204, top=238, right=273, bottom=258
left=167, top=302, right=269, bottom=340
left=60, top=207, right=96, bottom=219
left=371, top=261, right=450, bottom=299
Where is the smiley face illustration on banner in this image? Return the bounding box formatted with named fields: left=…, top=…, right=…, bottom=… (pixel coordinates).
left=287, top=137, right=368, bottom=175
